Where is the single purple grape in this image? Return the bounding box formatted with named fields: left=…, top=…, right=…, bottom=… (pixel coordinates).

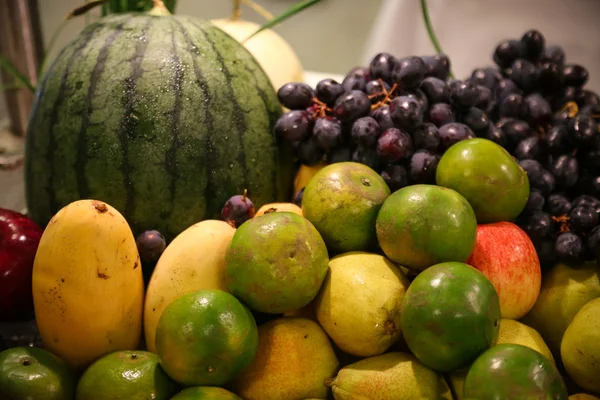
left=221, top=190, right=255, bottom=228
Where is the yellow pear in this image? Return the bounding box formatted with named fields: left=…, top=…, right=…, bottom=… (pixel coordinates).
left=314, top=252, right=411, bottom=357
left=230, top=317, right=339, bottom=400
left=520, top=262, right=600, bottom=361
left=497, top=319, right=555, bottom=365
left=561, top=298, right=600, bottom=395
left=330, top=352, right=452, bottom=400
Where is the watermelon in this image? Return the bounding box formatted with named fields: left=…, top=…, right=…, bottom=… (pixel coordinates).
left=24, top=9, right=293, bottom=241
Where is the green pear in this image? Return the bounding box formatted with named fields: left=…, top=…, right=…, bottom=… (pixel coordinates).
left=561, top=297, right=600, bottom=395
left=329, top=352, right=452, bottom=400
left=520, top=262, right=600, bottom=362
left=315, top=252, right=411, bottom=357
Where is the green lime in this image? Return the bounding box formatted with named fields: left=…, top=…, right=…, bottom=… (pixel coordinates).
left=225, top=212, right=329, bottom=314
left=376, top=184, right=477, bottom=271
left=302, top=162, right=391, bottom=253
left=400, top=262, right=501, bottom=372
left=436, top=138, right=529, bottom=223
left=155, top=289, right=258, bottom=386
left=170, top=386, right=242, bottom=399
left=0, top=346, right=75, bottom=400
left=464, top=344, right=567, bottom=399
left=75, top=350, right=179, bottom=400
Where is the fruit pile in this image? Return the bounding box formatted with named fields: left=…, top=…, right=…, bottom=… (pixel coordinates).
left=276, top=29, right=600, bottom=271
left=1, top=24, right=600, bottom=400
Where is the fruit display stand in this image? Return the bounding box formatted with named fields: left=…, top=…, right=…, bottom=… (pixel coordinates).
left=2, top=0, right=600, bottom=399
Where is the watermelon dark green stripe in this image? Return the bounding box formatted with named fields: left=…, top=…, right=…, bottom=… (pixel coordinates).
left=115, top=18, right=154, bottom=221
left=25, top=13, right=292, bottom=241
left=194, top=21, right=250, bottom=190
left=164, top=20, right=184, bottom=207
left=76, top=19, right=133, bottom=200
left=171, top=18, right=217, bottom=219
left=45, top=26, right=103, bottom=214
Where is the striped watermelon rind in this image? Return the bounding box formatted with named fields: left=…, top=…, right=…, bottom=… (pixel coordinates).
left=25, top=13, right=294, bottom=240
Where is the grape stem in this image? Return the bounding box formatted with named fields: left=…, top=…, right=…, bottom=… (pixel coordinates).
left=552, top=215, right=571, bottom=233
left=242, top=188, right=248, bottom=202
left=561, top=101, right=579, bottom=118
left=420, top=0, right=454, bottom=79
left=369, top=80, right=398, bottom=110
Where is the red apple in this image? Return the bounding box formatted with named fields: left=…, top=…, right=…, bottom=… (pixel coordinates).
left=467, top=221, right=541, bottom=320
left=0, top=208, right=43, bottom=321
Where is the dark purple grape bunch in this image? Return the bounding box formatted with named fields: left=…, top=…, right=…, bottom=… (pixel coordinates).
left=469, top=29, right=600, bottom=270
left=274, top=51, right=465, bottom=193
left=221, top=189, right=255, bottom=228
left=136, top=230, right=167, bottom=265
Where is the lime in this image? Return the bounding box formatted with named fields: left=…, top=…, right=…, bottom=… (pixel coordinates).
left=376, top=184, right=477, bottom=271
left=0, top=346, right=75, bottom=400
left=75, top=350, right=179, bottom=400
left=225, top=212, right=329, bottom=314
left=436, top=138, right=529, bottom=223
left=464, top=344, right=567, bottom=399
left=400, top=262, right=501, bottom=372
left=302, top=162, right=390, bottom=253
left=170, top=386, right=242, bottom=399
left=155, top=289, right=258, bottom=386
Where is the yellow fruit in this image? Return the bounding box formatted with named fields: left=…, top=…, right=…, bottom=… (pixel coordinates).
left=255, top=202, right=303, bottom=217
left=210, top=18, right=304, bottom=91
left=570, top=395, right=600, bottom=400
left=230, top=317, right=339, bottom=400
left=521, top=262, right=600, bottom=360
left=144, top=220, right=236, bottom=353
left=32, top=200, right=144, bottom=371
left=561, top=297, right=600, bottom=395
left=497, top=319, right=555, bottom=365
left=315, top=252, right=410, bottom=357
left=294, top=162, right=327, bottom=199
left=330, top=352, right=452, bottom=400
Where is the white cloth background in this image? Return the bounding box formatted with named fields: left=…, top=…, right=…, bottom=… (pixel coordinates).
left=362, top=0, right=600, bottom=92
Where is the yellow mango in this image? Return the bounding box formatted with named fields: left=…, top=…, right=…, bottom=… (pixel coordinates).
left=32, top=200, right=144, bottom=371
left=294, top=162, right=327, bottom=200
left=143, top=219, right=236, bottom=353
left=255, top=202, right=303, bottom=217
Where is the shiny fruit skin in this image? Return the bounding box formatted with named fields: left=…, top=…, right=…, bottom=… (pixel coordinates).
left=32, top=200, right=144, bottom=371
left=436, top=138, right=530, bottom=223
left=464, top=344, right=567, bottom=400
left=0, top=346, right=76, bottom=400
left=467, top=222, right=541, bottom=320
left=400, top=262, right=501, bottom=372
left=0, top=208, right=43, bottom=321
left=155, top=290, right=258, bottom=387
left=75, top=350, right=179, bottom=400
left=375, top=184, right=477, bottom=271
